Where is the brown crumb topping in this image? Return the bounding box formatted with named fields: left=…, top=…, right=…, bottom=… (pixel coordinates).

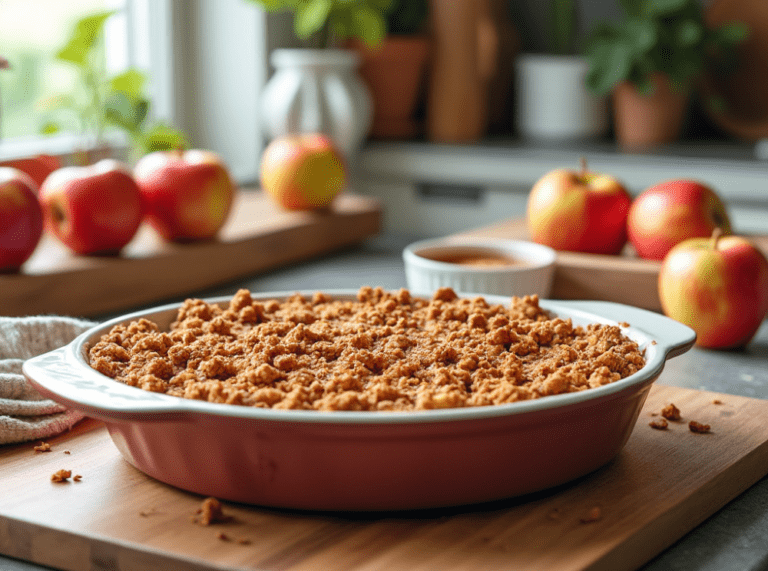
left=689, top=420, right=711, bottom=434
left=51, top=469, right=71, bottom=483
left=712, top=399, right=723, bottom=405
left=661, top=403, right=681, bottom=421
left=88, top=287, right=646, bottom=412
left=73, top=474, right=82, bottom=482
left=34, top=442, right=51, bottom=453
left=649, top=418, right=668, bottom=430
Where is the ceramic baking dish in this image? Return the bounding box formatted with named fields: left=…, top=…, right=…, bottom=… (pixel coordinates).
left=23, top=290, right=695, bottom=511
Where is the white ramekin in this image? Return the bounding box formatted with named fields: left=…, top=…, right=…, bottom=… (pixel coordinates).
left=403, top=237, right=557, bottom=298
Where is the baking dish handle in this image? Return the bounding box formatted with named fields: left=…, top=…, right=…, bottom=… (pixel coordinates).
left=546, top=300, right=697, bottom=360
left=23, top=345, right=187, bottom=420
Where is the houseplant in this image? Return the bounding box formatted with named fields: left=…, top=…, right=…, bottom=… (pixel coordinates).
left=248, top=0, right=393, bottom=157
left=349, top=0, right=430, bottom=139
left=41, top=11, right=187, bottom=164
left=584, top=0, right=748, bottom=149
left=513, top=0, right=609, bottom=141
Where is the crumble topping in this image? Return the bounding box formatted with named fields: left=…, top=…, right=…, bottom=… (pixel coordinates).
left=88, top=287, right=646, bottom=411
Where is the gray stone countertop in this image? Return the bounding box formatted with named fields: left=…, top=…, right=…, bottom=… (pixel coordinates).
left=3, top=233, right=768, bottom=571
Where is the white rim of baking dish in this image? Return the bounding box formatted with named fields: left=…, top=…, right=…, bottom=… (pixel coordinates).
left=403, top=237, right=557, bottom=274
left=23, top=290, right=696, bottom=425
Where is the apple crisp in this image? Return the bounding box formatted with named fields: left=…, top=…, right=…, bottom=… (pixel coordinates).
left=88, top=287, right=646, bottom=411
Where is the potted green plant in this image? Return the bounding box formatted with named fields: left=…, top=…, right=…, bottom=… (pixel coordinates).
left=247, top=0, right=393, bottom=157
left=40, top=11, right=187, bottom=164
left=349, top=0, right=430, bottom=139
left=584, top=0, right=748, bottom=149
left=513, top=0, right=609, bottom=141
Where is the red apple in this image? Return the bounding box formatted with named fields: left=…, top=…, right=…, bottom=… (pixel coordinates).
left=39, top=160, right=143, bottom=255
left=0, top=167, right=43, bottom=271
left=628, top=180, right=732, bottom=261
left=526, top=160, right=632, bottom=255
left=0, top=154, right=61, bottom=188
left=659, top=229, right=768, bottom=349
left=134, top=149, right=236, bottom=241
left=260, top=133, right=346, bottom=210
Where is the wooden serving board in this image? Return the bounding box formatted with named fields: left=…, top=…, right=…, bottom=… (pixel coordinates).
left=1, top=384, right=768, bottom=571
left=459, top=219, right=768, bottom=312
left=0, top=191, right=381, bottom=319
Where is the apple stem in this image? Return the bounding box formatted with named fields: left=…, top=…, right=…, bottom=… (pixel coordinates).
left=711, top=227, right=723, bottom=250
left=580, top=157, right=588, bottom=176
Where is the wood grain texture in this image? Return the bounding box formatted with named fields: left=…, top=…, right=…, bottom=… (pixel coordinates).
left=0, top=191, right=382, bottom=318
left=459, top=219, right=768, bottom=312
left=1, top=385, right=767, bottom=571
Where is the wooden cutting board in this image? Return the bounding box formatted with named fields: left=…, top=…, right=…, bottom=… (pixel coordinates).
left=0, top=191, right=381, bottom=318
left=459, top=219, right=768, bottom=312
left=1, top=384, right=768, bottom=571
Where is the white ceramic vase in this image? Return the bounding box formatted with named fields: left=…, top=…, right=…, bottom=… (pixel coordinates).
left=514, top=54, right=608, bottom=141
left=260, top=49, right=373, bottom=159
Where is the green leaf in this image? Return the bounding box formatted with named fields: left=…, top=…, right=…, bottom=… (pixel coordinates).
left=585, top=40, right=634, bottom=94
left=56, top=10, right=116, bottom=67
left=109, top=68, right=147, bottom=102
left=104, top=92, right=149, bottom=132
left=619, top=0, right=642, bottom=17
left=550, top=0, right=576, bottom=55
left=295, top=0, right=332, bottom=39
left=350, top=5, right=386, bottom=47
left=641, top=0, right=688, bottom=18
left=41, top=122, right=61, bottom=135
left=715, top=22, right=749, bottom=45
left=675, top=20, right=701, bottom=47
left=623, top=18, right=657, bottom=53
left=141, top=123, right=189, bottom=153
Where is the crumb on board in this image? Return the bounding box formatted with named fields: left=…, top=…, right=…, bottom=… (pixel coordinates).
left=712, top=399, right=724, bottom=405
left=73, top=474, right=82, bottom=482
left=217, top=532, right=230, bottom=541
left=51, top=469, right=71, bottom=483
left=651, top=340, right=657, bottom=345
left=689, top=420, right=711, bottom=434
left=64, top=450, right=71, bottom=455
left=649, top=412, right=658, bottom=416
left=34, top=442, right=51, bottom=453
left=580, top=506, right=602, bottom=523
left=661, top=403, right=681, bottom=421
left=619, top=322, right=630, bottom=327
left=649, top=418, right=669, bottom=430
left=193, top=497, right=230, bottom=525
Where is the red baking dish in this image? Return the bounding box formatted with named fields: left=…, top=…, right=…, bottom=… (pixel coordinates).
left=23, top=291, right=695, bottom=511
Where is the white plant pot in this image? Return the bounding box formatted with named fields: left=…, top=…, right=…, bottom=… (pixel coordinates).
left=260, top=49, right=373, bottom=159
left=514, top=54, right=608, bottom=141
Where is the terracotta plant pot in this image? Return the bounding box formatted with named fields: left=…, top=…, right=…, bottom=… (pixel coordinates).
left=612, top=73, right=690, bottom=150
left=353, top=36, right=431, bottom=139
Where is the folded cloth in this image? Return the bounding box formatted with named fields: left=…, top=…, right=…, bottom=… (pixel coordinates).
left=0, top=316, right=96, bottom=445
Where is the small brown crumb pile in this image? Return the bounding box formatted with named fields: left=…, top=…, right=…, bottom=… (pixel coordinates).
left=661, top=403, right=681, bottom=421
left=88, top=287, right=646, bottom=412
left=193, top=497, right=230, bottom=526
left=689, top=420, right=711, bottom=434
left=649, top=418, right=668, bottom=430
left=34, top=442, right=51, bottom=453
left=712, top=399, right=723, bottom=405
left=51, top=469, right=71, bottom=483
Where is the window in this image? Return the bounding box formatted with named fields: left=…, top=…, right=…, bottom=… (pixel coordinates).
left=0, top=0, right=131, bottom=149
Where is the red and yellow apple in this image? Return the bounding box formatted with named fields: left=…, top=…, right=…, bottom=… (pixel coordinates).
left=628, top=179, right=731, bottom=261
left=260, top=133, right=346, bottom=210
left=659, top=229, right=768, bottom=349
left=526, top=161, right=632, bottom=255
left=134, top=149, right=236, bottom=241
left=0, top=167, right=43, bottom=271
left=39, top=160, right=143, bottom=255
